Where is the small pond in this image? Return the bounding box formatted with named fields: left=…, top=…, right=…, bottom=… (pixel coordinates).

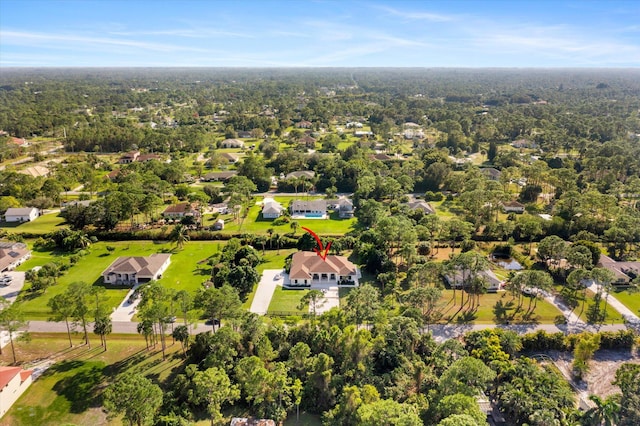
left=490, top=254, right=523, bottom=270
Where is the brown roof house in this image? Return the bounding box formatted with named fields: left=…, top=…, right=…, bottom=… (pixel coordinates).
left=162, top=203, right=201, bottom=220
left=288, top=251, right=360, bottom=288
left=0, top=366, right=33, bottom=417
left=102, top=253, right=171, bottom=285
left=0, top=241, right=31, bottom=273
left=119, top=151, right=140, bottom=164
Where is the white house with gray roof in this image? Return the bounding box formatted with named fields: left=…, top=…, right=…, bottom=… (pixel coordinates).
left=3, top=207, right=39, bottom=223
left=102, top=253, right=171, bottom=285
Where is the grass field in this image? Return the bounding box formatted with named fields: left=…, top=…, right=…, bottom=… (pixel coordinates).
left=0, top=212, right=67, bottom=234
left=16, top=241, right=224, bottom=320
left=268, top=286, right=310, bottom=313
left=223, top=208, right=357, bottom=235
left=1, top=333, right=184, bottom=426
left=610, top=289, right=640, bottom=317
left=436, top=290, right=563, bottom=324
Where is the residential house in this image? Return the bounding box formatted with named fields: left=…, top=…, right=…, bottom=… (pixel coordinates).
left=221, top=139, right=244, bottom=148
left=230, top=418, right=276, bottom=426
left=212, top=219, right=225, bottom=231
left=221, top=153, right=240, bottom=164
left=202, top=171, right=238, bottom=182
left=327, top=198, right=355, bottom=218
left=102, top=253, right=171, bottom=285
left=511, top=139, right=538, bottom=149
left=136, top=153, right=161, bottom=162
left=290, top=200, right=327, bottom=217
left=285, top=170, right=315, bottom=180
left=502, top=200, right=525, bottom=213
left=119, top=151, right=140, bottom=164
left=0, top=366, right=33, bottom=418
left=3, top=207, right=39, bottom=223
left=354, top=130, right=373, bottom=137
left=370, top=153, right=394, bottom=161
left=481, top=167, right=502, bottom=181
left=9, top=137, right=27, bottom=147
left=598, top=255, right=640, bottom=285
left=18, top=165, right=50, bottom=178
left=237, top=131, right=252, bottom=139
left=0, top=241, right=31, bottom=272
left=299, top=135, right=316, bottom=148
left=288, top=251, right=360, bottom=287
left=444, top=268, right=505, bottom=292
left=162, top=203, right=201, bottom=220
left=262, top=198, right=284, bottom=219
left=404, top=201, right=435, bottom=215
left=295, top=120, right=312, bottom=129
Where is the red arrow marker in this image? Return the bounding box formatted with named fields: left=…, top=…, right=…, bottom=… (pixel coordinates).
left=302, top=227, right=331, bottom=261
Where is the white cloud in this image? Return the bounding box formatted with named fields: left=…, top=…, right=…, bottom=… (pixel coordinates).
left=374, top=5, right=455, bottom=22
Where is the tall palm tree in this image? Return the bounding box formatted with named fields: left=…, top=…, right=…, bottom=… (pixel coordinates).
left=170, top=224, right=190, bottom=250
left=290, top=220, right=299, bottom=235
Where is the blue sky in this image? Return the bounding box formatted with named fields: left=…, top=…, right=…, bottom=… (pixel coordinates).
left=1, top=0, right=639, bottom=67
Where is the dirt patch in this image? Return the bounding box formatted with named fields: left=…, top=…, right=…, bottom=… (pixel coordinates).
left=546, top=349, right=640, bottom=398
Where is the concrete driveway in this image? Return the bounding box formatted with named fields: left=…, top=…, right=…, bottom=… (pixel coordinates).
left=250, top=269, right=285, bottom=315
left=0, top=271, right=26, bottom=304
left=110, top=284, right=143, bottom=322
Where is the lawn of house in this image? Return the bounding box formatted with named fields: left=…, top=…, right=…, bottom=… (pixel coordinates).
left=436, top=290, right=564, bottom=324
left=610, top=288, right=640, bottom=317
left=16, top=241, right=224, bottom=320
left=222, top=202, right=357, bottom=235
left=565, top=288, right=625, bottom=324
left=0, top=333, right=184, bottom=426
left=0, top=212, right=68, bottom=234
left=268, top=286, right=310, bottom=314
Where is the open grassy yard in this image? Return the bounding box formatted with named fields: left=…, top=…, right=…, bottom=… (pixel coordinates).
left=0, top=212, right=67, bottom=234
left=268, top=286, right=310, bottom=314
left=223, top=207, right=356, bottom=235
left=436, top=290, right=563, bottom=324
left=1, top=333, right=184, bottom=426
left=610, top=288, right=640, bottom=317
left=16, top=241, right=224, bottom=320
left=563, top=288, right=625, bottom=324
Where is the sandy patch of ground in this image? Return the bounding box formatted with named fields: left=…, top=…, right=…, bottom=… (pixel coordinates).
left=547, top=349, right=640, bottom=398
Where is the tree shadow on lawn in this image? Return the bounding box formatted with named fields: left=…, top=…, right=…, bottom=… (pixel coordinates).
left=102, top=348, right=149, bottom=376
left=52, top=361, right=105, bottom=413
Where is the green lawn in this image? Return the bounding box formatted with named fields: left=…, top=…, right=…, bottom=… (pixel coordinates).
left=608, top=288, right=640, bottom=318
left=0, top=212, right=68, bottom=234
left=268, top=286, right=309, bottom=313
left=223, top=206, right=356, bottom=235
left=436, top=290, right=563, bottom=324
left=16, top=241, right=224, bottom=320
left=1, top=333, right=184, bottom=426
left=565, top=288, right=625, bottom=324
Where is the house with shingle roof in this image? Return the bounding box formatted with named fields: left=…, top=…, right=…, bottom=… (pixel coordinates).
left=404, top=201, right=435, bottom=215
left=102, top=253, right=171, bottom=285
left=285, top=170, right=315, bottom=180
left=502, top=200, right=525, bottom=213
left=220, top=139, right=244, bottom=148
left=290, top=200, right=327, bottom=217
left=0, top=241, right=31, bottom=272
left=288, top=251, right=360, bottom=287
left=262, top=198, right=284, bottom=219
left=162, top=203, right=200, bottom=219
left=3, top=207, right=39, bottom=223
